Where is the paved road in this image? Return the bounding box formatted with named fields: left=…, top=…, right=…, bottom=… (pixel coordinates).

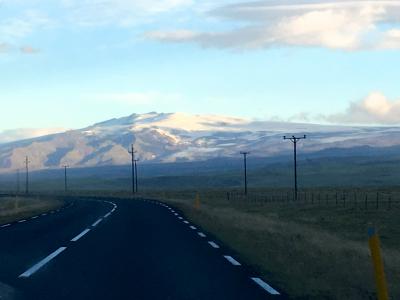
left=0, top=198, right=286, bottom=299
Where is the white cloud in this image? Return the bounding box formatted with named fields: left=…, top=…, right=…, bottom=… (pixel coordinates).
left=0, top=10, right=52, bottom=40
left=320, top=92, right=400, bottom=125
left=0, top=128, right=67, bottom=144
left=146, top=0, right=400, bottom=50
left=62, top=0, right=193, bottom=27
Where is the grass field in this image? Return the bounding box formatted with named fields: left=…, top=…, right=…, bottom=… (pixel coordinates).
left=0, top=196, right=63, bottom=225
left=139, top=189, right=400, bottom=300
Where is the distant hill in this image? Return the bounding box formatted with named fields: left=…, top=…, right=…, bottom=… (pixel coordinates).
left=1, top=112, right=400, bottom=172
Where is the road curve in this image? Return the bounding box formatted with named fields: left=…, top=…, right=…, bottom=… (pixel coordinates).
left=0, top=197, right=286, bottom=299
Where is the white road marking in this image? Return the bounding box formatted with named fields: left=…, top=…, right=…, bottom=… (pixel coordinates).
left=251, top=278, right=280, bottom=295
left=18, top=220, right=26, bottom=223
left=31, top=216, right=38, bottom=219
left=190, top=226, right=197, bottom=230
left=104, top=212, right=111, bottom=218
left=19, top=247, right=67, bottom=278
left=92, top=219, right=102, bottom=227
left=198, top=232, right=206, bottom=238
left=1, top=224, right=10, bottom=228
left=224, top=256, right=241, bottom=266
left=41, top=213, right=47, bottom=216
left=71, top=229, right=91, bottom=242
left=178, top=217, right=183, bottom=220
left=174, top=213, right=178, bottom=216
left=208, top=241, right=220, bottom=249
left=183, top=221, right=189, bottom=224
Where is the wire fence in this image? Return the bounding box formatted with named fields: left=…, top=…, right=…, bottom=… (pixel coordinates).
left=226, top=190, right=400, bottom=210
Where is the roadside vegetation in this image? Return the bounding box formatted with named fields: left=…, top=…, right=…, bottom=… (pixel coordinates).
left=140, top=189, right=400, bottom=300
left=0, top=196, right=63, bottom=225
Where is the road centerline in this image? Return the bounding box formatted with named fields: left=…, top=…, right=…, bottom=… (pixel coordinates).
left=19, top=247, right=67, bottom=278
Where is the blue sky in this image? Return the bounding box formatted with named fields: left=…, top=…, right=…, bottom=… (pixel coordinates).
left=1, top=0, right=400, bottom=133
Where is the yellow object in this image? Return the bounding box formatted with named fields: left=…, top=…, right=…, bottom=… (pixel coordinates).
left=195, top=193, right=201, bottom=210
left=368, top=228, right=389, bottom=300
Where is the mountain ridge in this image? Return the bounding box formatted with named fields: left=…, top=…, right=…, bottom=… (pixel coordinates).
left=0, top=112, right=399, bottom=173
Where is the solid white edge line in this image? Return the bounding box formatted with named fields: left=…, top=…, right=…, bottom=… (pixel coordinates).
left=198, top=232, right=206, bottom=238
left=224, top=255, right=241, bottom=266
left=71, top=229, right=91, bottom=242
left=251, top=277, right=280, bottom=295
left=104, top=212, right=111, bottom=218
left=208, top=241, right=220, bottom=249
left=19, top=247, right=67, bottom=278
left=92, top=219, right=102, bottom=227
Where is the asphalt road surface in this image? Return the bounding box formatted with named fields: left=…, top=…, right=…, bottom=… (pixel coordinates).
left=0, top=197, right=287, bottom=299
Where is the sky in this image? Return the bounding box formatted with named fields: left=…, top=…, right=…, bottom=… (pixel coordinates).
left=1, top=0, right=400, bottom=137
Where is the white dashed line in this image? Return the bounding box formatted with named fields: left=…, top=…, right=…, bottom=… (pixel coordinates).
left=19, top=247, right=67, bottom=278
left=251, top=278, right=280, bottom=295
left=224, top=256, right=241, bottom=266
left=31, top=216, right=38, bottom=219
left=71, top=229, right=91, bottom=242
left=208, top=241, right=220, bottom=249
left=41, top=213, right=47, bottom=216
left=183, top=221, right=189, bottom=224
left=178, top=217, right=183, bottom=220
left=92, top=219, right=102, bottom=227
left=198, top=232, right=206, bottom=238
left=1, top=224, right=10, bottom=228
left=18, top=220, right=26, bottom=223
left=189, top=226, right=197, bottom=230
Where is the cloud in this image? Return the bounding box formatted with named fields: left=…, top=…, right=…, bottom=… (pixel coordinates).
left=323, top=92, right=400, bottom=125
left=0, top=128, right=67, bottom=144
left=0, top=10, right=52, bottom=40
left=146, top=0, right=400, bottom=50
left=62, top=0, right=193, bottom=27
left=0, top=42, right=11, bottom=53
left=20, top=45, right=40, bottom=54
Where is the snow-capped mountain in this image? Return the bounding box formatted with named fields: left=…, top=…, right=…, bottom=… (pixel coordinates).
left=1, top=112, right=400, bottom=172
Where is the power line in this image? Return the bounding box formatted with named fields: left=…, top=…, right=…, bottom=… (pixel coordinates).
left=240, top=151, right=250, bottom=195
left=283, top=135, right=306, bottom=201
left=128, top=144, right=137, bottom=195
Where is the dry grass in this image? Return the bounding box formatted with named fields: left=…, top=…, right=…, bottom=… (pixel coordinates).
left=143, top=190, right=400, bottom=300
left=0, top=196, right=63, bottom=224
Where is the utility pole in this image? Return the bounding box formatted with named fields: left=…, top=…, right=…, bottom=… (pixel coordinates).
left=128, top=144, right=136, bottom=195
left=134, top=159, right=139, bottom=193
left=16, top=169, right=20, bottom=195
left=63, top=165, right=68, bottom=193
left=25, top=156, right=30, bottom=195
left=283, top=135, right=306, bottom=201
left=240, top=152, right=250, bottom=195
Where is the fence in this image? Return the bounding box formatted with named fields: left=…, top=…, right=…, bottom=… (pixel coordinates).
left=226, top=190, right=400, bottom=210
